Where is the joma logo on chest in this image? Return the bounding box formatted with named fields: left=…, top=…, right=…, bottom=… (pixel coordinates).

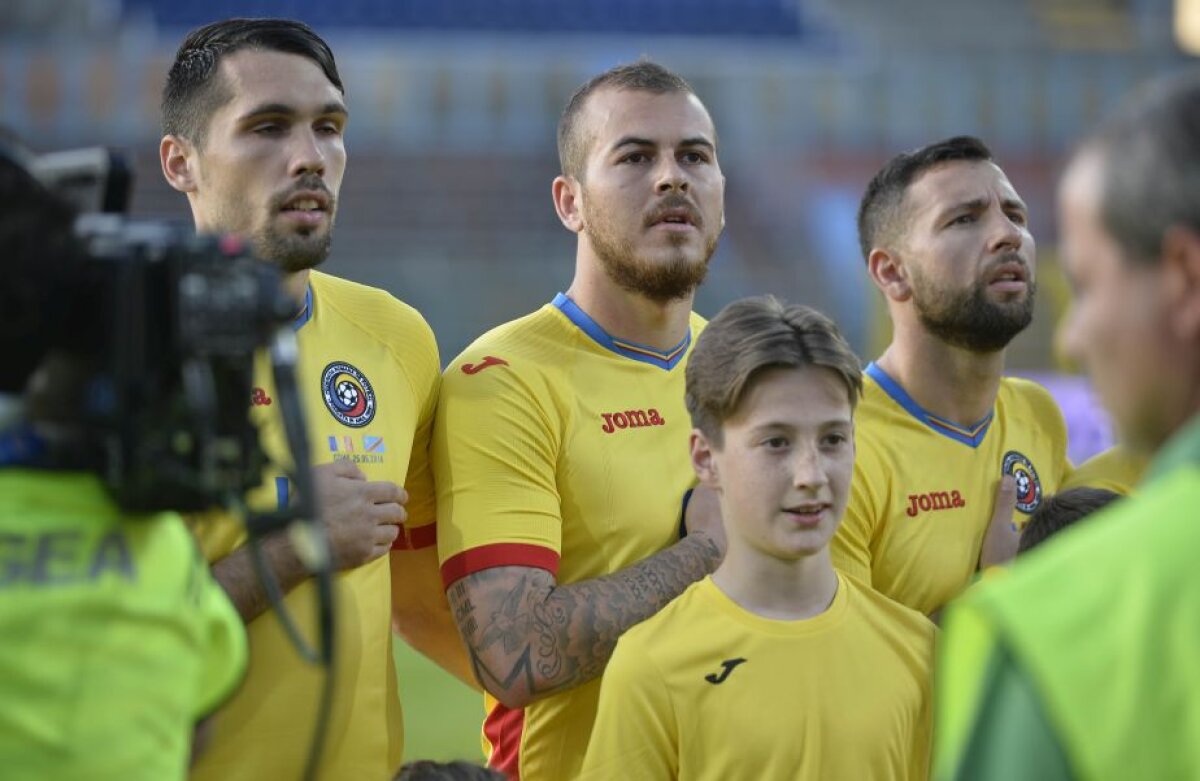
left=600, top=409, right=666, bottom=434
left=906, top=490, right=966, bottom=517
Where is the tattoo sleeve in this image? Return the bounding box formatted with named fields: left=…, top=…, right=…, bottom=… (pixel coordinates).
left=446, top=532, right=722, bottom=708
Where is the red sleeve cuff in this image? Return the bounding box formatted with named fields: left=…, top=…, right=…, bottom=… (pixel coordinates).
left=440, top=543, right=560, bottom=589
left=391, top=523, right=437, bottom=551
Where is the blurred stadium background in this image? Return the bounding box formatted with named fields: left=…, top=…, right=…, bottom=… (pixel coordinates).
left=2, top=0, right=1194, bottom=763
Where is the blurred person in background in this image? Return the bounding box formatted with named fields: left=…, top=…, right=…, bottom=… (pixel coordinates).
left=937, top=70, right=1200, bottom=781
left=1015, top=486, right=1121, bottom=554
left=1058, top=444, right=1146, bottom=495
left=433, top=61, right=727, bottom=780
left=832, top=136, right=1073, bottom=617
left=0, top=144, right=245, bottom=779
left=394, top=759, right=506, bottom=780
left=158, top=18, right=471, bottom=781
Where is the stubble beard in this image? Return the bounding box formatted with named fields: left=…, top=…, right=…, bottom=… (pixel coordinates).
left=584, top=202, right=717, bottom=304
left=254, top=178, right=338, bottom=273
left=255, top=219, right=335, bottom=274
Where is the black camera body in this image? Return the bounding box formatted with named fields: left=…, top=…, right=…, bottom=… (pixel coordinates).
left=72, top=215, right=294, bottom=512
left=6, top=145, right=297, bottom=514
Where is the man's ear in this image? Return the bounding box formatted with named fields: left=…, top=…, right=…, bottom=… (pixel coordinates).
left=160, top=134, right=198, bottom=194
left=690, top=429, right=720, bottom=488
left=552, top=174, right=584, bottom=233
left=1162, top=225, right=1200, bottom=342
left=868, top=246, right=913, bottom=302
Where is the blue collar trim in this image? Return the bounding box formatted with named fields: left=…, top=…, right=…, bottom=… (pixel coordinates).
left=293, top=285, right=313, bottom=332
left=865, top=361, right=994, bottom=448
left=551, top=293, right=690, bottom=370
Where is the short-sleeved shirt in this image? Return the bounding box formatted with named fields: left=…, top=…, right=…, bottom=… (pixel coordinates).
left=580, top=574, right=935, bottom=781
left=435, top=293, right=703, bottom=781
left=1060, top=445, right=1147, bottom=495
left=832, top=363, right=1071, bottom=615
left=190, top=271, right=440, bottom=781
left=0, top=470, right=245, bottom=780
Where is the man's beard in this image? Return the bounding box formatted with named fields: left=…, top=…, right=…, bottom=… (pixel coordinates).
left=583, top=199, right=717, bottom=304
left=911, top=263, right=1036, bottom=353
left=255, top=221, right=334, bottom=273
left=255, top=177, right=337, bottom=273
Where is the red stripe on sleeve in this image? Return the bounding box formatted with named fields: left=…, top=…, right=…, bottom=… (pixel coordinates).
left=439, top=543, right=560, bottom=589
left=484, top=702, right=524, bottom=780
left=391, top=523, right=438, bottom=551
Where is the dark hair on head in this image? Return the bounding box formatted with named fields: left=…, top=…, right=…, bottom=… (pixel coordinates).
left=394, top=759, right=506, bottom=781
left=1081, top=70, right=1200, bottom=266
left=686, top=295, right=862, bottom=447
left=856, top=135, right=994, bottom=263
left=0, top=144, right=85, bottom=393
left=557, top=60, right=699, bottom=181
left=161, top=17, right=343, bottom=147
left=1018, top=486, right=1121, bottom=554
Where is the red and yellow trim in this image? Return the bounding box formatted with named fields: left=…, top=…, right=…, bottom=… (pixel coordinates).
left=439, top=542, right=560, bottom=589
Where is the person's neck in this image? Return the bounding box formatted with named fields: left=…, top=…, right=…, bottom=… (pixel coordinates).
left=711, top=543, right=839, bottom=621
left=565, top=259, right=694, bottom=352
left=284, top=269, right=311, bottom=314
left=876, top=325, right=1006, bottom=427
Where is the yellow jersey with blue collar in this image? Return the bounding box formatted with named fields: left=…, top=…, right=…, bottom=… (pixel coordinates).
left=190, top=270, right=440, bottom=781
left=434, top=292, right=703, bottom=781
left=831, top=362, right=1071, bottom=616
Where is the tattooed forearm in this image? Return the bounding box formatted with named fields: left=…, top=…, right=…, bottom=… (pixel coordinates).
left=447, top=532, right=722, bottom=708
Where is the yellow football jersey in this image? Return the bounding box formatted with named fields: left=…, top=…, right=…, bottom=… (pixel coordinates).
left=434, top=293, right=703, bottom=781
left=1061, top=445, right=1147, bottom=495
left=190, top=271, right=440, bottom=781
left=579, top=574, right=935, bottom=781
left=831, top=363, right=1071, bottom=616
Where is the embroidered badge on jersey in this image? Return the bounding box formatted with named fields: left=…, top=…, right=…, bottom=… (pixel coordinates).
left=321, top=361, right=376, bottom=427
left=1002, top=450, right=1042, bottom=514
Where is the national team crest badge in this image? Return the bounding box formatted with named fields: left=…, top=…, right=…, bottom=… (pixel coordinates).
left=321, top=362, right=376, bottom=428
left=1001, top=450, right=1042, bottom=514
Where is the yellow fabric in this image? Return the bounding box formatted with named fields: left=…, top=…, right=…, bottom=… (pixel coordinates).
left=1060, top=445, right=1147, bottom=495
left=0, top=470, right=245, bottom=781
left=832, top=371, right=1071, bottom=615
left=190, top=271, right=440, bottom=781
left=580, top=575, right=935, bottom=781
left=434, top=297, right=704, bottom=781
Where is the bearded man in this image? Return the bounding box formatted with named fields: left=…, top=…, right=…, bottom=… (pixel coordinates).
left=432, top=61, right=727, bottom=781
left=831, top=136, right=1072, bottom=617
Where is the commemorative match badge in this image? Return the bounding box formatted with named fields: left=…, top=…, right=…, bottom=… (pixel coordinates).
left=1001, top=450, right=1042, bottom=514
left=321, top=361, right=376, bottom=428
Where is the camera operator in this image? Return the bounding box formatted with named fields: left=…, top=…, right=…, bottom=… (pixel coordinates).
left=0, top=152, right=247, bottom=778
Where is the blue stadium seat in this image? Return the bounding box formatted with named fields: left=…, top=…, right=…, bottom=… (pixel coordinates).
left=121, top=0, right=805, bottom=38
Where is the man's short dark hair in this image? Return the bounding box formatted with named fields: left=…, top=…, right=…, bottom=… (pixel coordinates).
left=856, top=136, right=994, bottom=263
left=557, top=60, right=697, bottom=181
left=394, top=760, right=506, bottom=781
left=161, top=18, right=343, bottom=148
left=1083, top=71, right=1200, bottom=267
left=1018, top=487, right=1122, bottom=554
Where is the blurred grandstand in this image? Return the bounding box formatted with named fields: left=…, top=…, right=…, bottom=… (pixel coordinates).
left=0, top=0, right=1188, bottom=459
